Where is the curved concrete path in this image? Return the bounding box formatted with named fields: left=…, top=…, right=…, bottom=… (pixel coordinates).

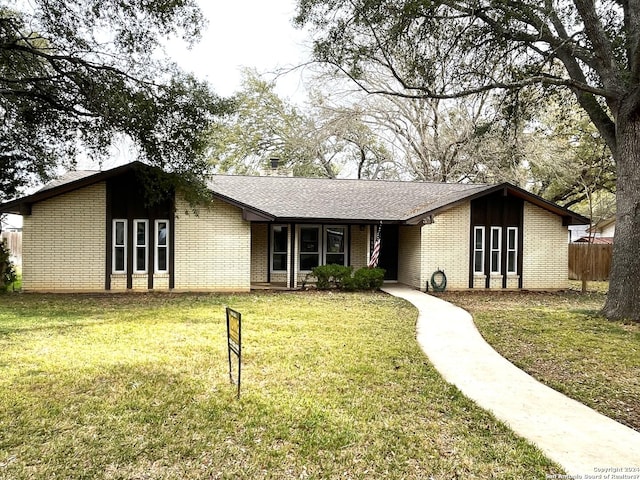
left=382, top=284, right=640, bottom=476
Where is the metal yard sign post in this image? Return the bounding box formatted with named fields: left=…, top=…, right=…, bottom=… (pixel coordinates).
left=226, top=307, right=242, bottom=399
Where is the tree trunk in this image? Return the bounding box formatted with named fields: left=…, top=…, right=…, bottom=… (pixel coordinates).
left=602, top=112, right=640, bottom=322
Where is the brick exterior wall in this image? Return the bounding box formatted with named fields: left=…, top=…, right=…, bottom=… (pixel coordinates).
left=22, top=182, right=106, bottom=291
left=251, top=223, right=268, bottom=283
left=421, top=203, right=471, bottom=290
left=18, top=180, right=569, bottom=293
left=398, top=225, right=422, bottom=289
left=350, top=225, right=368, bottom=270
left=173, top=197, right=251, bottom=291
left=395, top=200, right=569, bottom=291
left=522, top=202, right=569, bottom=290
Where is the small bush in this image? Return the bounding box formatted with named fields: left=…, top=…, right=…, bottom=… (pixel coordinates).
left=311, top=264, right=354, bottom=290
left=354, top=267, right=386, bottom=290
left=0, top=240, right=17, bottom=292
left=310, top=265, right=385, bottom=291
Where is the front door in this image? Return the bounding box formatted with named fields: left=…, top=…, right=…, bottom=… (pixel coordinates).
left=377, top=224, right=399, bottom=280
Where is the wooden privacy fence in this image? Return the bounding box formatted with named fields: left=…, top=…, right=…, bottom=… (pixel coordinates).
left=0, top=231, right=22, bottom=266
left=568, top=243, right=612, bottom=281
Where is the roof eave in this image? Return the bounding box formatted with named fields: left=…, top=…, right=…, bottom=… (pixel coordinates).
left=250, top=216, right=402, bottom=225
left=209, top=192, right=276, bottom=223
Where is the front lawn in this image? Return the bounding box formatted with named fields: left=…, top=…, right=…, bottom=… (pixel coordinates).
left=0, top=292, right=559, bottom=479
left=441, top=285, right=640, bottom=432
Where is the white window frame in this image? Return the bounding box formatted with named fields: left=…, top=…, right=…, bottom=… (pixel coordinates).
left=155, top=219, right=170, bottom=274
left=299, top=225, right=321, bottom=272
left=473, top=226, right=485, bottom=274
left=490, top=226, right=502, bottom=274
left=270, top=225, right=288, bottom=272
left=112, top=219, right=127, bottom=274
left=323, top=225, right=348, bottom=266
left=506, top=227, right=518, bottom=274
left=133, top=219, right=148, bottom=274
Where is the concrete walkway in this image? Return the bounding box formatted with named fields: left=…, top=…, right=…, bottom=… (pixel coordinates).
left=382, top=284, right=640, bottom=476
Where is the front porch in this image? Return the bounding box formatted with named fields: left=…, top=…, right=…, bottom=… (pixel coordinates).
left=249, top=223, right=405, bottom=290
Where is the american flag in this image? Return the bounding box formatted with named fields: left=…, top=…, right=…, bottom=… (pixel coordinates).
left=368, top=225, right=381, bottom=268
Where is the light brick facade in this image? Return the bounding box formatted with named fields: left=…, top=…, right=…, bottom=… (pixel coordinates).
left=522, top=202, right=569, bottom=290
left=420, top=203, right=471, bottom=290
left=22, top=182, right=106, bottom=291
left=251, top=224, right=269, bottom=283
left=173, top=197, right=251, bottom=291
left=395, top=200, right=569, bottom=291
left=14, top=171, right=573, bottom=293
left=398, top=225, right=422, bottom=289
left=350, top=225, right=369, bottom=270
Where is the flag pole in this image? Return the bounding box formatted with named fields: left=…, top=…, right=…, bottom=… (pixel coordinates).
left=368, top=221, right=382, bottom=268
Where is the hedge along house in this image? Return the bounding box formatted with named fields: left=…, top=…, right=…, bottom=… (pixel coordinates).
left=0, top=162, right=589, bottom=293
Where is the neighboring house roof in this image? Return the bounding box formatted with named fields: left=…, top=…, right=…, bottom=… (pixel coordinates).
left=0, top=161, right=590, bottom=225
left=587, top=216, right=616, bottom=234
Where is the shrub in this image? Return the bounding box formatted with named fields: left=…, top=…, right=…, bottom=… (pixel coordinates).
left=353, top=267, right=385, bottom=290
left=311, top=264, right=354, bottom=290
left=310, top=265, right=385, bottom=291
left=0, top=240, right=17, bottom=292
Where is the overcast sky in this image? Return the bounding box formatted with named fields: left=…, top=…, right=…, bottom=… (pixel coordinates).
left=167, top=0, right=312, bottom=98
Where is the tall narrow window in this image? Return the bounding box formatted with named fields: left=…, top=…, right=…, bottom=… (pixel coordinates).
left=473, top=226, right=485, bottom=274
left=299, top=226, right=320, bottom=271
left=133, top=220, right=148, bottom=273
left=325, top=226, right=347, bottom=265
left=271, top=225, right=288, bottom=271
left=490, top=226, right=502, bottom=274
left=155, top=220, right=169, bottom=273
left=113, top=219, right=127, bottom=273
left=507, top=227, right=518, bottom=274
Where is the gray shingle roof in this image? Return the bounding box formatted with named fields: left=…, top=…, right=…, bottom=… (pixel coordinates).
left=207, top=175, right=495, bottom=222
left=38, top=170, right=98, bottom=192
left=0, top=161, right=589, bottom=225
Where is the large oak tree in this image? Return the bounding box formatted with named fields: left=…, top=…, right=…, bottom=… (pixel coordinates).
left=0, top=0, right=230, bottom=204
left=296, top=0, right=640, bottom=321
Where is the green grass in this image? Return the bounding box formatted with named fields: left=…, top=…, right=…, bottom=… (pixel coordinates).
left=440, top=284, right=640, bottom=432
left=0, top=292, right=560, bottom=479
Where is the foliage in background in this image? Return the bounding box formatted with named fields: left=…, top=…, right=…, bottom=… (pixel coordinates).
left=0, top=239, right=16, bottom=291
left=528, top=92, right=616, bottom=217
left=306, top=59, right=538, bottom=185
left=0, top=0, right=232, bottom=204
left=207, top=69, right=396, bottom=179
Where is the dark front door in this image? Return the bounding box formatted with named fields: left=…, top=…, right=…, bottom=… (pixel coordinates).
left=378, top=224, right=399, bottom=280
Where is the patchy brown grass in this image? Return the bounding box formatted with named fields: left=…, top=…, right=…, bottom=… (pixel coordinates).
left=439, top=285, right=640, bottom=432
